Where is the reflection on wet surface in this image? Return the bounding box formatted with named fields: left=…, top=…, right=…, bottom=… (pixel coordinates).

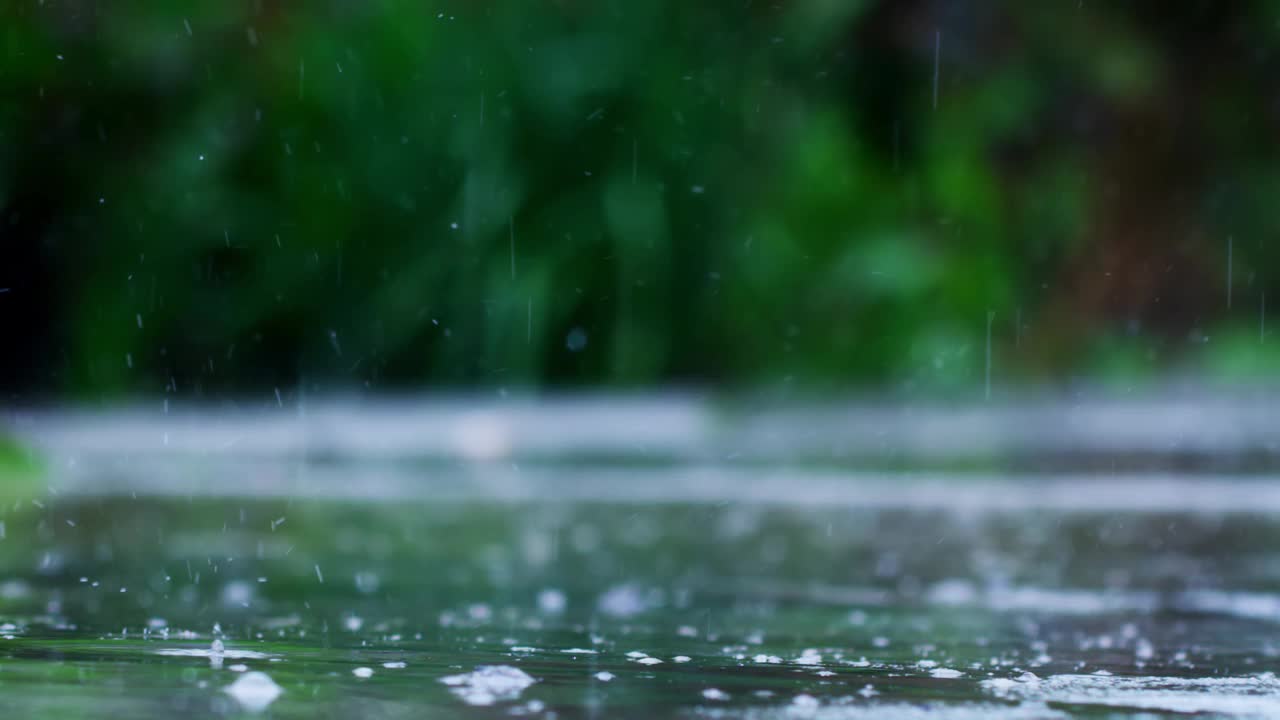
left=4, top=399, right=1280, bottom=717
left=3, top=492, right=1280, bottom=718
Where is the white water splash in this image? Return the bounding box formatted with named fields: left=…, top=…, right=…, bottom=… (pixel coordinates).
left=439, top=665, right=537, bottom=706
left=223, top=671, right=283, bottom=713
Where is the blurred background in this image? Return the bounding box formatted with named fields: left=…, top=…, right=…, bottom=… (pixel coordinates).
left=3, top=0, right=1279, bottom=401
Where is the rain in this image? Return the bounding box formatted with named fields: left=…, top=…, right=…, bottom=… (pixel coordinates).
left=2, top=3, right=1279, bottom=719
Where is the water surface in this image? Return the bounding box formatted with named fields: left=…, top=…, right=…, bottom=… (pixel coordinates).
left=4, top=397, right=1280, bottom=718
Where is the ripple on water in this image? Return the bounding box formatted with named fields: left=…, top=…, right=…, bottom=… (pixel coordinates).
left=697, top=699, right=1066, bottom=720
left=982, top=671, right=1280, bottom=716
left=154, top=648, right=272, bottom=660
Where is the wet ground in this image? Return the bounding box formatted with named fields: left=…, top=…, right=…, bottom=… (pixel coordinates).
left=3, top=395, right=1280, bottom=718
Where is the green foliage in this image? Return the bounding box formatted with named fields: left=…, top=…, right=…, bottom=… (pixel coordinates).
left=0, top=435, right=42, bottom=498
left=3, top=1, right=1278, bottom=395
